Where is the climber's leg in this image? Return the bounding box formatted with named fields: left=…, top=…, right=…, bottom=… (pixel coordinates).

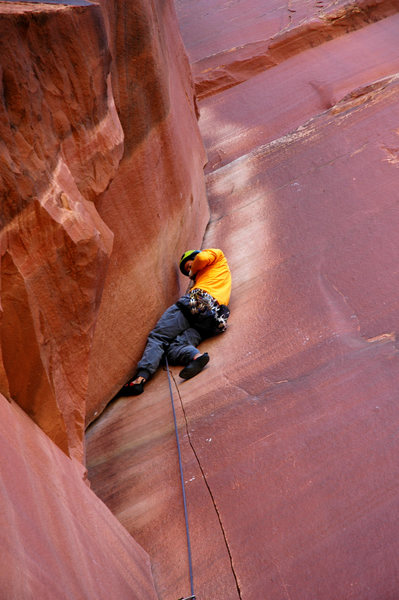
left=119, top=304, right=191, bottom=396
left=166, top=327, right=202, bottom=366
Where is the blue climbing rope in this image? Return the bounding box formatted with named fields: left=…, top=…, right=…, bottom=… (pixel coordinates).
left=165, top=356, right=196, bottom=600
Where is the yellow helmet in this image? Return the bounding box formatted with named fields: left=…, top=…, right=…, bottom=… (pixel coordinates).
left=179, top=250, right=200, bottom=275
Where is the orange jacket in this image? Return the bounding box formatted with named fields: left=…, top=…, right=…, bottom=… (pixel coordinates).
left=190, top=249, right=231, bottom=305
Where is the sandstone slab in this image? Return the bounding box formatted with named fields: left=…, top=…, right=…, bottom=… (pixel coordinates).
left=199, top=13, right=399, bottom=172
left=87, top=367, right=240, bottom=599
left=193, top=74, right=399, bottom=597
left=87, top=59, right=399, bottom=600
left=176, top=0, right=399, bottom=98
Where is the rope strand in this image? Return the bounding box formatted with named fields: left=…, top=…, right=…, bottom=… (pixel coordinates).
left=165, top=357, right=196, bottom=600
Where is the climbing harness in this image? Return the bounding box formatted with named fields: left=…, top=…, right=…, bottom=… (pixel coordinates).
left=165, top=356, right=196, bottom=600
left=189, top=288, right=229, bottom=332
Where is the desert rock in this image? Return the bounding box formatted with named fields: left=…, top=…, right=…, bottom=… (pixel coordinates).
left=87, top=2, right=399, bottom=599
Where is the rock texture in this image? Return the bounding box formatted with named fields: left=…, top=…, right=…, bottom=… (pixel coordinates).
left=177, top=0, right=399, bottom=99
left=0, top=394, right=158, bottom=600
left=0, top=0, right=208, bottom=460
left=86, top=0, right=209, bottom=422
left=87, top=2, right=399, bottom=599
left=1, top=0, right=208, bottom=596
left=0, top=3, right=120, bottom=461
left=199, top=13, right=399, bottom=172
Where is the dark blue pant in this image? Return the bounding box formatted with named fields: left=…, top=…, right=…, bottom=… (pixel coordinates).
left=137, top=302, right=202, bottom=377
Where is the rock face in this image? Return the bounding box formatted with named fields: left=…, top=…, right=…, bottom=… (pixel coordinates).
left=0, top=0, right=208, bottom=460
left=86, top=0, right=209, bottom=422
left=1, top=0, right=208, bottom=596
left=0, top=394, right=158, bottom=600
left=177, top=0, right=399, bottom=99
left=0, top=2, right=119, bottom=461
left=87, top=2, right=399, bottom=599
left=199, top=13, right=399, bottom=173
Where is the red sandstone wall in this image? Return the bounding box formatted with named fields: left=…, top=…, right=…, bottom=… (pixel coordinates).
left=0, top=0, right=208, bottom=596
left=0, top=3, right=119, bottom=461
left=0, top=394, right=158, bottom=599
left=0, top=0, right=208, bottom=461
left=86, top=0, right=209, bottom=422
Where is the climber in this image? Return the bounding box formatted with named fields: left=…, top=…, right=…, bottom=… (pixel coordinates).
left=118, top=248, right=231, bottom=396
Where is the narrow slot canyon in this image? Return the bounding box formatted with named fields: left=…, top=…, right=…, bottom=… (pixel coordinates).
left=1, top=0, right=399, bottom=598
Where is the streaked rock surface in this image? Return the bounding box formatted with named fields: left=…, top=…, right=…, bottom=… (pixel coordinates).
left=176, top=0, right=399, bottom=98
left=87, top=2, right=399, bottom=599
left=199, top=13, right=399, bottom=172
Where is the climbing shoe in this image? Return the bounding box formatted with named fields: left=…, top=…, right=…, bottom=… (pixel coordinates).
left=179, top=353, right=209, bottom=380
left=118, top=369, right=149, bottom=396
left=118, top=379, right=145, bottom=396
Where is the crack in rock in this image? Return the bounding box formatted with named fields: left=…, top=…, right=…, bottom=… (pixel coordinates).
left=170, top=370, right=243, bottom=600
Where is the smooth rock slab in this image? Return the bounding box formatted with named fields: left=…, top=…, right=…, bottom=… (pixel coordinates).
left=199, top=13, right=399, bottom=172
left=176, top=0, right=399, bottom=97
left=86, top=369, right=240, bottom=600
left=196, top=74, right=399, bottom=598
